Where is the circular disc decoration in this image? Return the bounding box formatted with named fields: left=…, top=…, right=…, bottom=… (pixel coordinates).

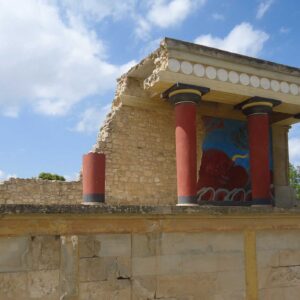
left=280, top=81, right=289, bottom=94
left=240, top=73, right=250, bottom=86
left=168, top=58, right=180, bottom=72
left=228, top=71, right=239, bottom=83
left=250, top=75, right=260, bottom=88
left=271, top=80, right=280, bottom=92
left=181, top=61, right=193, bottom=75
left=217, top=69, right=228, bottom=82
left=260, top=78, right=270, bottom=90
left=193, top=64, right=205, bottom=77
left=206, top=66, right=217, bottom=79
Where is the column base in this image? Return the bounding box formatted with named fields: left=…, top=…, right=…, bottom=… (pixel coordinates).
left=83, top=194, right=105, bottom=204
left=177, top=195, right=198, bottom=206
left=251, top=198, right=273, bottom=207
left=81, top=202, right=106, bottom=206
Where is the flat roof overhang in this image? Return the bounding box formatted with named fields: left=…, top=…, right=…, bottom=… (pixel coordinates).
left=125, top=38, right=300, bottom=125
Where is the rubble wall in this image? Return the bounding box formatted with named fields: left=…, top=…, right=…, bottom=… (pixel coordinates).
left=92, top=101, right=205, bottom=205
left=0, top=178, right=82, bottom=204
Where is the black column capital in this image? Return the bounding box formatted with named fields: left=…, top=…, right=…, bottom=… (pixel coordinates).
left=161, top=83, right=210, bottom=105
left=235, top=96, right=281, bottom=116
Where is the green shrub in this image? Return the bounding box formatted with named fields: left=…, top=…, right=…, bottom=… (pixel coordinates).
left=38, top=172, right=66, bottom=181
left=289, top=163, right=300, bottom=199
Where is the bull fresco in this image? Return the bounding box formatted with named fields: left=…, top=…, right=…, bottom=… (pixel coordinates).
left=197, top=116, right=273, bottom=203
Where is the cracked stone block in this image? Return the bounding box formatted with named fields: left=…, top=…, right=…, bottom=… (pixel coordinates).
left=60, top=235, right=79, bottom=299
left=28, top=270, right=59, bottom=299
left=79, top=256, right=131, bottom=282
left=0, top=236, right=31, bottom=272
left=160, top=232, right=244, bottom=256
left=79, top=279, right=131, bottom=300
left=132, top=233, right=160, bottom=257
left=78, top=235, right=101, bottom=258
left=79, top=257, right=118, bottom=282
left=258, top=266, right=300, bottom=289
left=94, top=234, right=131, bottom=257
left=31, top=236, right=60, bottom=270
left=156, top=274, right=218, bottom=299
left=279, top=249, right=300, bottom=266
left=0, top=272, right=28, bottom=299
left=257, top=231, right=300, bottom=251
left=132, top=276, right=156, bottom=300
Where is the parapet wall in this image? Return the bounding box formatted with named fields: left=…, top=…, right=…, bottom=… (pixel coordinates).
left=1, top=205, right=300, bottom=299
left=0, top=178, right=82, bottom=204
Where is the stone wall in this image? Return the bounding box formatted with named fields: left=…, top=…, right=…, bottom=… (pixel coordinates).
left=257, top=230, right=300, bottom=299
left=0, top=178, right=82, bottom=204
left=92, top=101, right=205, bottom=205
left=1, top=206, right=300, bottom=299
left=0, top=232, right=245, bottom=299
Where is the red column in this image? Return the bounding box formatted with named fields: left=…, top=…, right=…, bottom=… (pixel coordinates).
left=247, top=113, right=271, bottom=204
left=162, top=83, right=209, bottom=205
left=175, top=102, right=198, bottom=205
left=82, top=152, right=105, bottom=203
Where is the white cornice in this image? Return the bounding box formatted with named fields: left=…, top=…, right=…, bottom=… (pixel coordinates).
left=167, top=58, right=300, bottom=97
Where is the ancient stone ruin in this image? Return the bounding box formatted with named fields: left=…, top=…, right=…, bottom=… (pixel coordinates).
left=1, top=38, right=300, bottom=299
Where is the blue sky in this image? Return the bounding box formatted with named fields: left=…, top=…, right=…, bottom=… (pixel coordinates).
left=0, top=0, right=300, bottom=180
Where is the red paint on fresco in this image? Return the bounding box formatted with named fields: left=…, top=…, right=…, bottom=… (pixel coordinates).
left=197, top=149, right=248, bottom=201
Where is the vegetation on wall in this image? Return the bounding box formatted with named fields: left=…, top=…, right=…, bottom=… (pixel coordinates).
left=289, top=163, right=300, bottom=199
left=38, top=172, right=66, bottom=181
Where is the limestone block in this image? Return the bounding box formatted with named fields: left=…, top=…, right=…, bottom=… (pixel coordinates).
left=216, top=252, right=245, bottom=272
left=259, top=287, right=285, bottom=300
left=213, top=290, right=246, bottom=300
left=257, top=249, right=279, bottom=268
left=258, top=266, right=300, bottom=289
left=79, top=256, right=131, bottom=282
left=116, top=256, right=131, bottom=279
left=132, top=256, right=157, bottom=276
left=257, top=231, right=300, bottom=251
left=60, top=235, right=79, bottom=300
left=160, top=232, right=244, bottom=256
left=79, top=279, right=131, bottom=300
left=156, top=274, right=217, bottom=299
left=31, top=236, right=60, bottom=270
left=279, top=249, right=300, bottom=266
left=0, top=272, right=28, bottom=300
left=93, top=234, right=131, bottom=257
left=216, top=270, right=245, bottom=292
left=78, top=235, right=101, bottom=258
left=132, top=276, right=156, bottom=300
left=158, top=255, right=183, bottom=275
left=132, top=233, right=160, bottom=257
left=28, top=270, right=60, bottom=299
left=274, top=186, right=296, bottom=208
left=259, top=286, right=300, bottom=300
left=0, top=236, right=31, bottom=272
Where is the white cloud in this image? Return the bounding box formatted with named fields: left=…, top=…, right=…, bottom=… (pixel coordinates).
left=0, top=170, right=17, bottom=182
left=194, top=22, right=269, bottom=57
left=212, top=13, right=225, bottom=21
left=256, top=0, right=274, bottom=19
left=74, top=104, right=111, bottom=133
left=289, top=137, right=300, bottom=167
left=0, top=0, right=134, bottom=117
left=64, top=172, right=80, bottom=181
left=136, top=0, right=206, bottom=40
left=147, top=0, right=200, bottom=28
